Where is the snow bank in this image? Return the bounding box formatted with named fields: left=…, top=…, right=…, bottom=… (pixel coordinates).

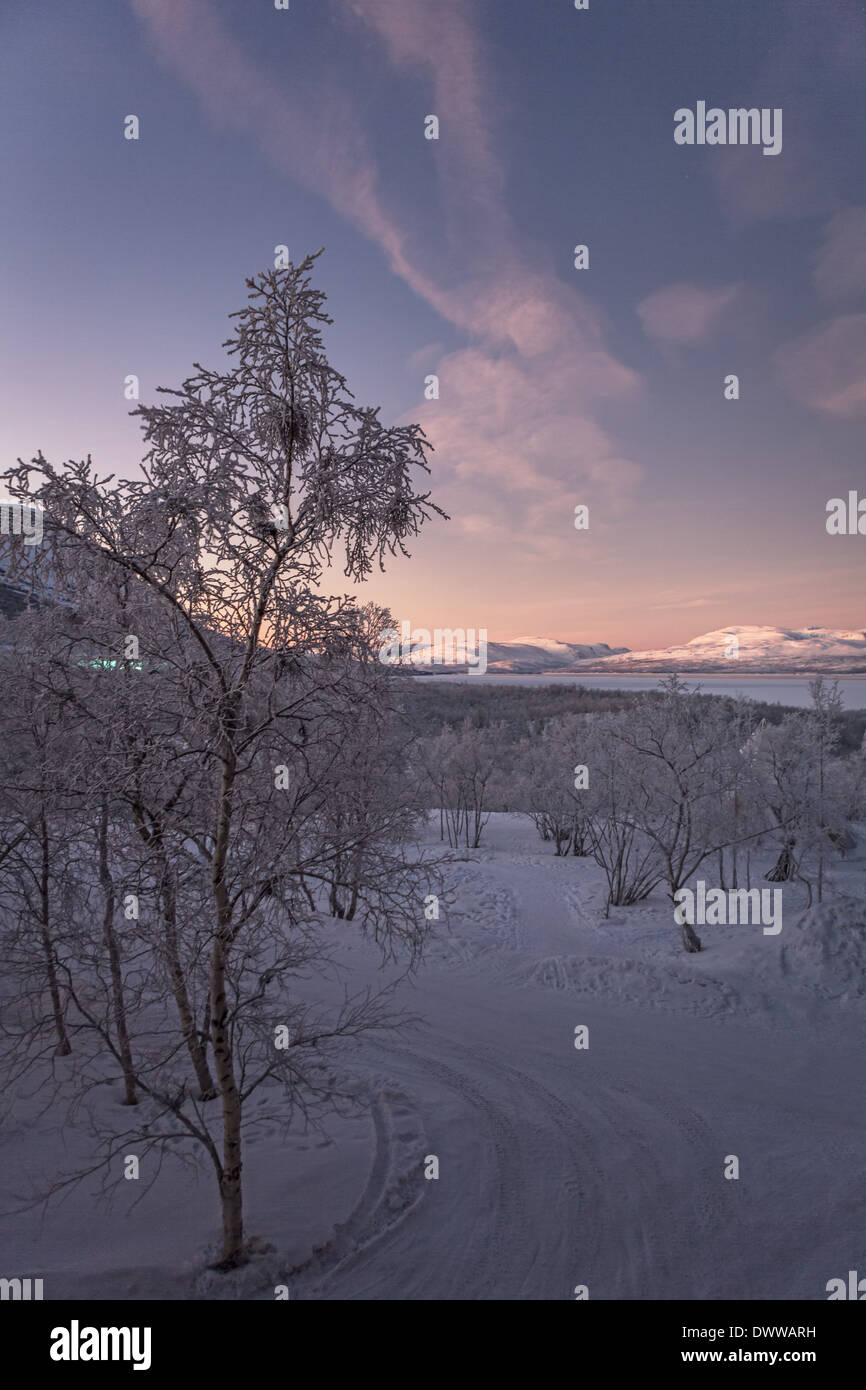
left=782, top=900, right=866, bottom=1000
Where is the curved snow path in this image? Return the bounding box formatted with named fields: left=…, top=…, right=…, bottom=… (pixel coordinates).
left=298, top=966, right=866, bottom=1300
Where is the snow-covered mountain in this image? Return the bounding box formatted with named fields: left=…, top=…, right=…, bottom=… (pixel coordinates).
left=408, top=635, right=628, bottom=673
left=483, top=636, right=628, bottom=672
left=561, top=625, right=866, bottom=674
left=403, top=625, right=866, bottom=675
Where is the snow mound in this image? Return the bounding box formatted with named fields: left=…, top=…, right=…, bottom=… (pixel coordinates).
left=782, top=902, right=866, bottom=1000
left=521, top=954, right=740, bottom=1018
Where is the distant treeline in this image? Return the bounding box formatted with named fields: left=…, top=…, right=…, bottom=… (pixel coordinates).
left=398, top=677, right=866, bottom=752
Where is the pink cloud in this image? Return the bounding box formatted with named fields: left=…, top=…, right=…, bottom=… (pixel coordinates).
left=775, top=314, right=866, bottom=418
left=413, top=344, right=641, bottom=505
left=813, top=207, right=866, bottom=301
left=451, top=513, right=508, bottom=539
left=711, top=136, right=831, bottom=225
left=637, top=282, right=743, bottom=345
left=344, top=0, right=505, bottom=223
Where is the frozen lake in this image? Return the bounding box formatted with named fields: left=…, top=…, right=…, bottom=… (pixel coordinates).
left=426, top=672, right=866, bottom=709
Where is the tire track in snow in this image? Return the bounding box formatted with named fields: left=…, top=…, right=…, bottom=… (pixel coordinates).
left=305, top=1023, right=746, bottom=1300
left=288, top=1086, right=429, bottom=1299
left=311, top=1035, right=615, bottom=1299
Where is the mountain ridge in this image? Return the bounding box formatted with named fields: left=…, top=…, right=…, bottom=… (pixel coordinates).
left=409, top=626, right=866, bottom=675
left=557, top=625, right=866, bottom=674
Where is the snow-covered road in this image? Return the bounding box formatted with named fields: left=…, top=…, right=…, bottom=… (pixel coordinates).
left=296, top=965, right=866, bottom=1300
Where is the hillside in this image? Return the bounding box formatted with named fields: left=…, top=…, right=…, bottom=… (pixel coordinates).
left=562, top=626, right=866, bottom=674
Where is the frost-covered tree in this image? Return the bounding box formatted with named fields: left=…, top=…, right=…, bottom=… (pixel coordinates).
left=1, top=253, right=445, bottom=1268
left=580, top=716, right=663, bottom=914
left=513, top=715, right=592, bottom=856
left=0, top=610, right=78, bottom=1061
left=595, top=680, right=748, bottom=951
left=315, top=690, right=425, bottom=922
left=752, top=684, right=850, bottom=903
left=419, top=720, right=505, bottom=849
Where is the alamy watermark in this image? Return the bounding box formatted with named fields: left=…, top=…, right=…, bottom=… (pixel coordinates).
left=673, top=881, right=782, bottom=935
left=826, top=491, right=866, bottom=535
left=49, top=1321, right=152, bottom=1371
left=379, top=622, right=488, bottom=675
left=826, top=1270, right=866, bottom=1299
left=675, top=103, right=782, bottom=156
left=0, top=1276, right=43, bottom=1300
left=0, top=499, right=43, bottom=546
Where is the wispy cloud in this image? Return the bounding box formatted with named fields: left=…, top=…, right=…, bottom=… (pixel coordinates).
left=344, top=0, right=507, bottom=251
left=130, top=0, right=444, bottom=311
left=775, top=314, right=866, bottom=419
left=711, top=125, right=831, bottom=226
left=650, top=596, right=715, bottom=611
left=707, top=2, right=865, bottom=225
left=131, top=0, right=642, bottom=539
left=638, top=282, right=743, bottom=346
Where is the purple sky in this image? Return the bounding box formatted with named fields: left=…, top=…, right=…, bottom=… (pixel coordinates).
left=1, top=0, right=864, bottom=649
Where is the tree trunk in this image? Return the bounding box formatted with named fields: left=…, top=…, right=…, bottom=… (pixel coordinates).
left=766, top=841, right=795, bottom=882
left=209, top=936, right=244, bottom=1267
left=133, top=809, right=216, bottom=1099
left=98, top=801, right=137, bottom=1105
left=159, top=854, right=216, bottom=1099
left=329, top=875, right=344, bottom=918
left=210, top=737, right=245, bottom=1267
left=38, top=813, right=71, bottom=1056
left=345, top=845, right=363, bottom=921
left=681, top=919, right=703, bottom=953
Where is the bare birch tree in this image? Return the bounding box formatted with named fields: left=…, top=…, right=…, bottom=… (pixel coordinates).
left=1, top=252, right=445, bottom=1267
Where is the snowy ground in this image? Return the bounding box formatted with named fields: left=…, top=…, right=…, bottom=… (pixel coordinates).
left=3, top=814, right=865, bottom=1301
